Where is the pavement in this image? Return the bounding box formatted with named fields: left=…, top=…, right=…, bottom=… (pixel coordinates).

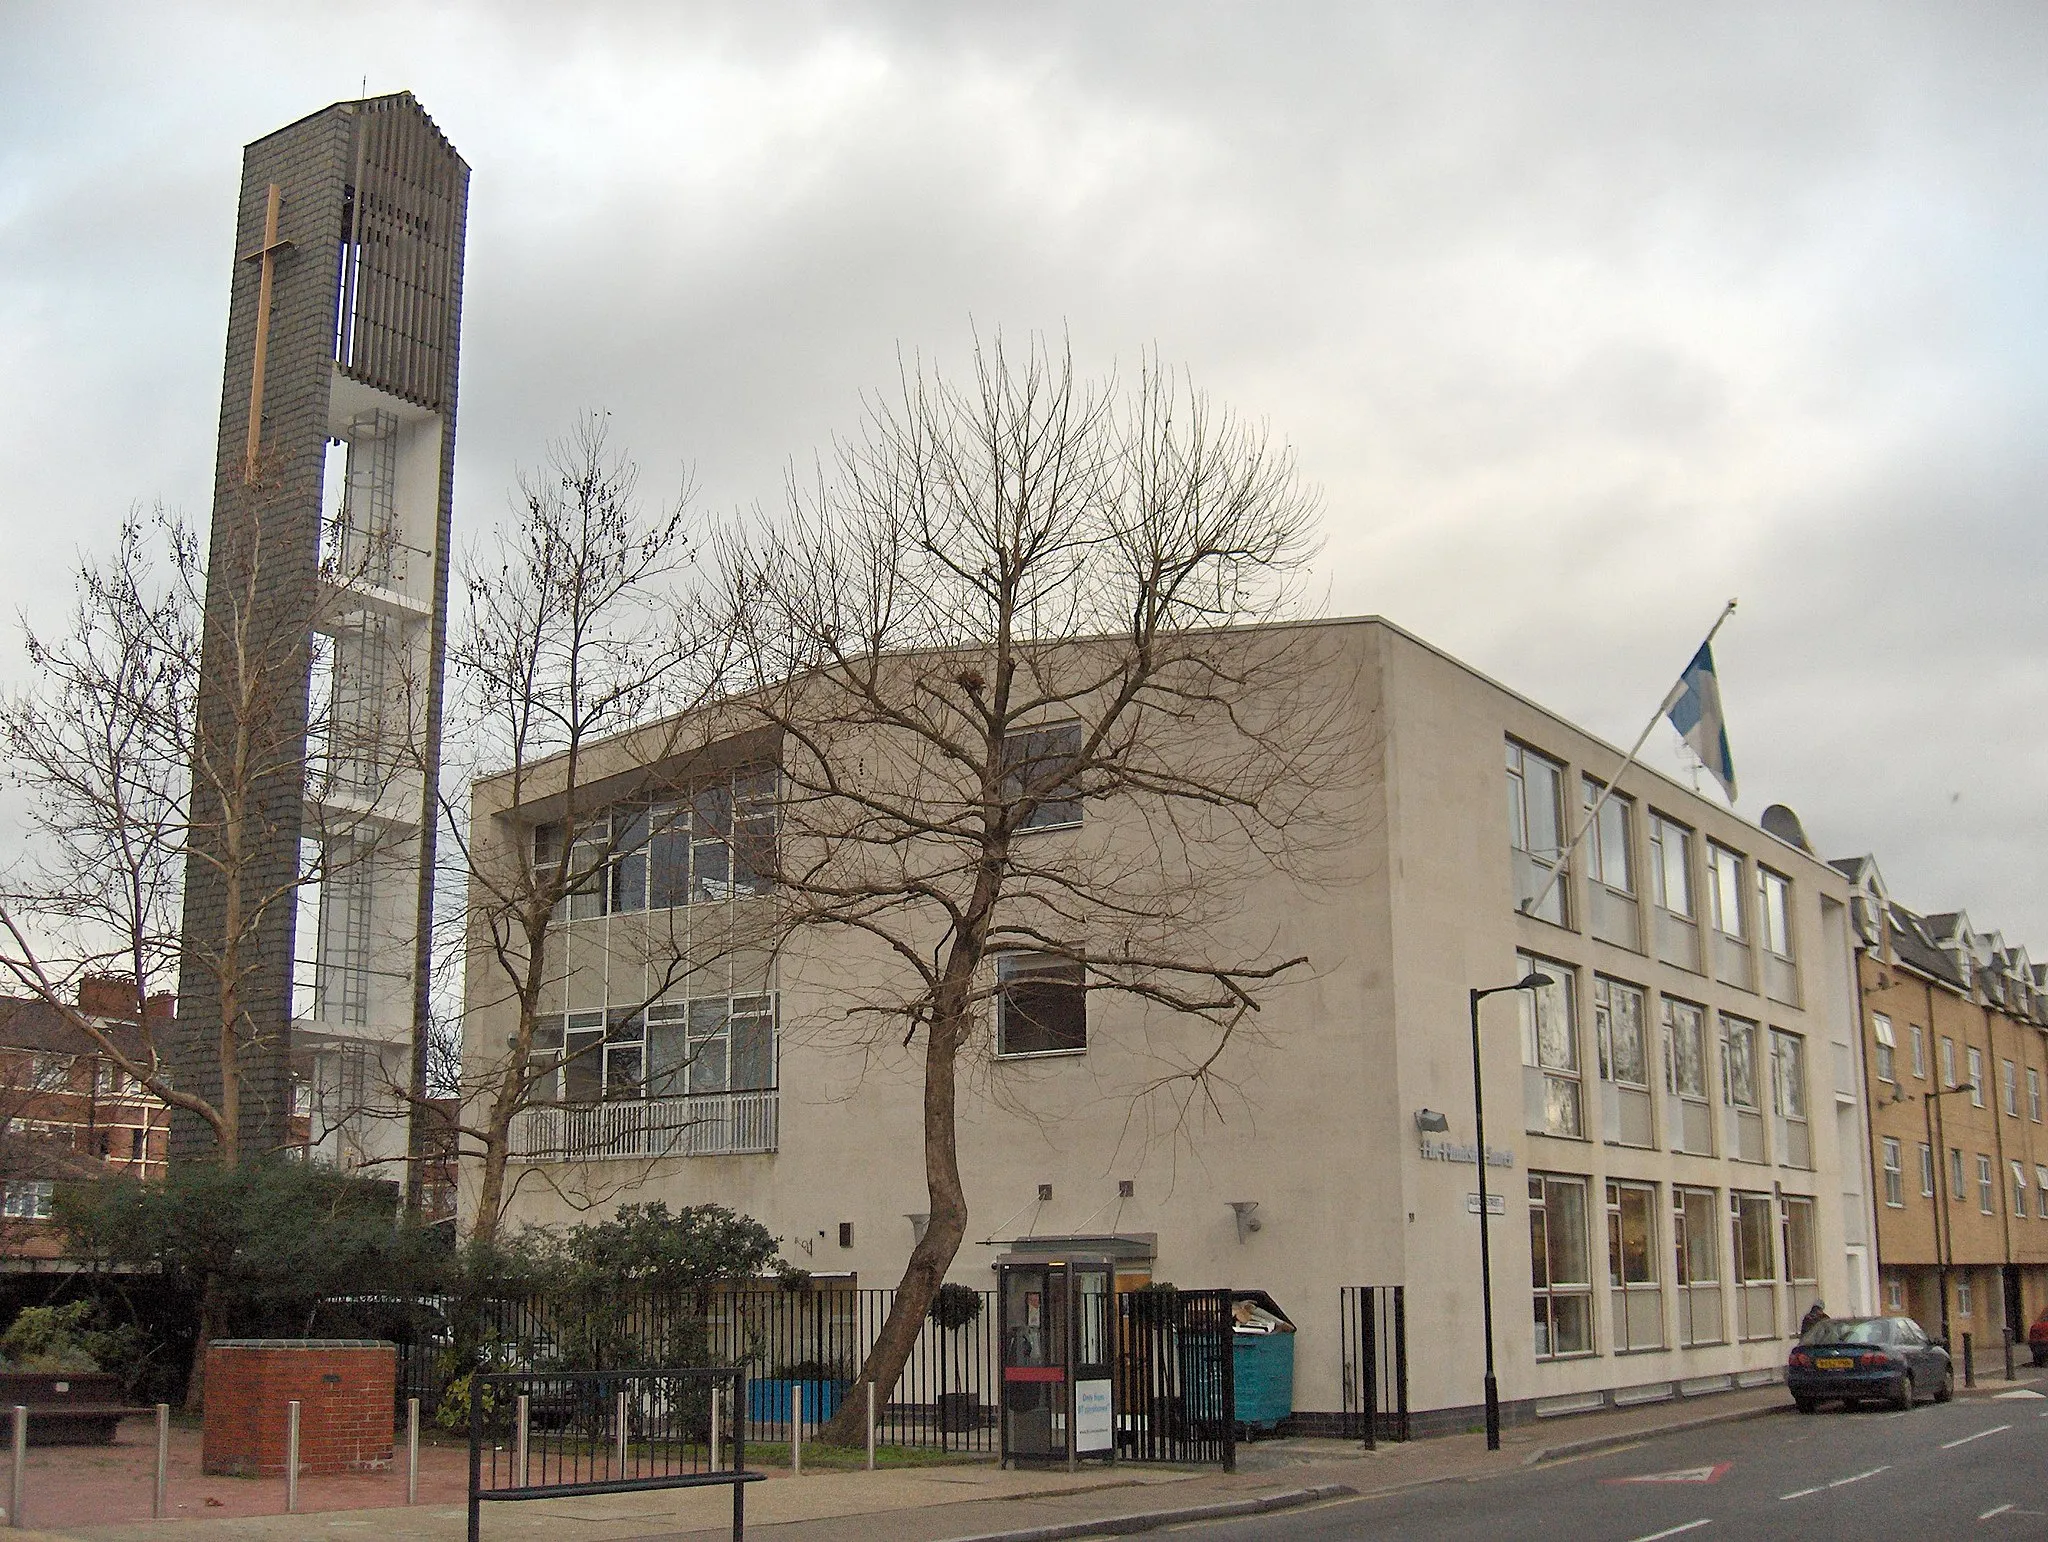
left=20, top=1367, right=2042, bottom=1542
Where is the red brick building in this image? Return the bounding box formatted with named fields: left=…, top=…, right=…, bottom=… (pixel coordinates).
left=0, top=980, right=172, bottom=1265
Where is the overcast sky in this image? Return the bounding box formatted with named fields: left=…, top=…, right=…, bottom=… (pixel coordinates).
left=3, top=2, right=2044, bottom=949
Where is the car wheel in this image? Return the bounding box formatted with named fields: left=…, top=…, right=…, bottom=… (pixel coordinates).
left=1793, top=1396, right=1817, bottom=1414
left=1934, top=1367, right=1954, bottom=1403
left=1892, top=1373, right=1914, bottom=1411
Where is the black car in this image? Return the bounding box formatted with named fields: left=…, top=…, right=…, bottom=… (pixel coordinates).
left=1785, top=1314, right=1954, bottom=1412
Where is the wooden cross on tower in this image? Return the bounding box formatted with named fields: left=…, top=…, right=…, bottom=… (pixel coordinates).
left=240, top=183, right=295, bottom=485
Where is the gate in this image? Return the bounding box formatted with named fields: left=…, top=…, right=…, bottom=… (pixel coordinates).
left=1338, top=1285, right=1409, bottom=1445
left=1114, top=1288, right=1235, bottom=1469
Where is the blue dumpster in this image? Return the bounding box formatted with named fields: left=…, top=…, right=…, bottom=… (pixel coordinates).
left=1231, top=1292, right=1295, bottom=1436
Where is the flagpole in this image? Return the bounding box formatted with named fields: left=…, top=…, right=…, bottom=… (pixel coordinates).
left=1520, top=599, right=1737, bottom=921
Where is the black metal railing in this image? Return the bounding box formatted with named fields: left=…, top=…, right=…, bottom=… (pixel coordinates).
left=1114, top=1288, right=1236, bottom=1469
left=467, top=1367, right=759, bottom=1542
left=1339, top=1285, right=1409, bottom=1444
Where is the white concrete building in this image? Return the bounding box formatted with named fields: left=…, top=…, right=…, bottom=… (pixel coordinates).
left=463, top=617, right=1876, bottom=1429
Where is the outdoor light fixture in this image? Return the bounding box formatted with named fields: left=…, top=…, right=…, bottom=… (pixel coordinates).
left=1414, top=1109, right=1450, bottom=1133
left=1228, top=1200, right=1262, bottom=1243
left=1469, top=970, right=1554, bottom=1451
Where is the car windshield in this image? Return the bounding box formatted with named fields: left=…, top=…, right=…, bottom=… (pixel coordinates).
left=1805, top=1319, right=1889, bottom=1345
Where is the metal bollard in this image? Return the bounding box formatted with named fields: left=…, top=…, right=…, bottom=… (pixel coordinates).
left=1963, top=1333, right=1977, bottom=1388
left=791, top=1383, right=802, bottom=1477
left=10, top=1405, right=25, bottom=1529
left=615, top=1388, right=628, bottom=1477
left=285, top=1400, right=301, bottom=1514
left=154, top=1403, right=170, bottom=1519
left=515, top=1393, right=531, bottom=1488
left=866, top=1382, right=876, bottom=1471
left=710, top=1382, right=721, bottom=1471
left=407, top=1397, right=420, bottom=1506
left=2005, top=1327, right=2017, bottom=1383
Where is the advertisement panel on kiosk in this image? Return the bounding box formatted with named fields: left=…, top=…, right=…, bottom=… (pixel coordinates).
left=996, top=1251, right=1114, bottom=1467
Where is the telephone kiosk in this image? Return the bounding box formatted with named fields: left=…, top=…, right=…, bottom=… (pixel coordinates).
left=996, top=1251, right=1115, bottom=1468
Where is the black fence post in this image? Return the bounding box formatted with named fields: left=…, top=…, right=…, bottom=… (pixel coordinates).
left=1362, top=1290, right=1379, bottom=1449
left=1964, top=1332, right=1976, bottom=1388
left=467, top=1371, right=484, bottom=1542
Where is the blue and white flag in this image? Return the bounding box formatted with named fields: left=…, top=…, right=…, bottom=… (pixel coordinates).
left=1664, top=642, right=1737, bottom=802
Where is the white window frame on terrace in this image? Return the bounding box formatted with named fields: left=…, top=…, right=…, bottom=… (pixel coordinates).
left=1506, top=741, right=1570, bottom=926
left=1872, top=1013, right=1895, bottom=1084
left=1518, top=953, right=1582, bottom=1139
left=1529, top=1172, right=1595, bottom=1359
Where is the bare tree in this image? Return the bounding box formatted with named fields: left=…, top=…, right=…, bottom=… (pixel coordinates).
left=0, top=474, right=417, bottom=1173
left=722, top=334, right=1345, bottom=1445
left=445, top=416, right=741, bottom=1247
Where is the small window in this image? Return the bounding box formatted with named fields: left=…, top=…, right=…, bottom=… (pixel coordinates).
left=1881, top=1138, right=1904, bottom=1207
left=1648, top=813, right=1694, bottom=918
left=1951, top=1147, right=1965, bottom=1197
left=1706, top=844, right=1745, bottom=940
left=1, top=1181, right=52, bottom=1221
left=2030, top=1067, right=2042, bottom=1123
left=1910, top=1024, right=1927, bottom=1080
left=1583, top=780, right=1635, bottom=896
left=1967, top=1048, right=1985, bottom=1107
left=1757, top=869, right=1794, bottom=959
left=1886, top=1277, right=1904, bottom=1312
left=1872, top=1013, right=1895, bottom=1084
left=1978, top=1154, right=1994, bottom=1214
left=2013, top=1162, right=2028, bottom=1219
left=1941, top=1036, right=1956, bottom=1088
left=2035, top=1165, right=2048, bottom=1219
left=1959, top=1276, right=1974, bottom=1317
left=2002, top=1059, right=2018, bottom=1118
left=1004, top=724, right=1083, bottom=831
left=1919, top=1142, right=1934, bottom=1198
left=996, top=954, right=1087, bottom=1056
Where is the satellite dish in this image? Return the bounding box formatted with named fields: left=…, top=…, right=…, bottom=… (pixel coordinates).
left=1761, top=804, right=1813, bottom=853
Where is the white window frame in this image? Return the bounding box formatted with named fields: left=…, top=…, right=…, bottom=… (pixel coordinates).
left=1648, top=812, right=1694, bottom=919
left=1529, top=1173, right=1596, bottom=1360
left=1881, top=1138, right=1904, bottom=1207
left=994, top=952, right=1089, bottom=1058
left=1757, top=868, right=1794, bottom=959
left=1978, top=1153, right=1995, bottom=1214
left=1872, top=1013, right=1895, bottom=1084
left=1920, top=1141, right=1935, bottom=1199
left=2002, top=1058, right=2019, bottom=1118
left=1518, top=954, right=1582, bottom=1138
left=1911, top=1024, right=1927, bottom=1080
left=1968, top=1047, right=1985, bottom=1107
left=1706, top=843, right=1746, bottom=941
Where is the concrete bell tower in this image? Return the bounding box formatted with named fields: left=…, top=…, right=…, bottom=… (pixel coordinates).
left=174, top=93, right=467, bottom=1201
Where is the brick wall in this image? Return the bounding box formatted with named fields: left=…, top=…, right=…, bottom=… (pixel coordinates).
left=202, top=1340, right=395, bottom=1476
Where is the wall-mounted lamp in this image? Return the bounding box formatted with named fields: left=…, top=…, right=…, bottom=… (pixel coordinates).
left=906, top=1212, right=930, bottom=1244
left=1414, top=1109, right=1450, bottom=1132
left=1228, top=1200, right=1261, bottom=1243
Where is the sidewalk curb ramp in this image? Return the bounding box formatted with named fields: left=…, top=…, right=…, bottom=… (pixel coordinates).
left=1524, top=1400, right=1789, bottom=1466
left=939, top=1482, right=1358, bottom=1541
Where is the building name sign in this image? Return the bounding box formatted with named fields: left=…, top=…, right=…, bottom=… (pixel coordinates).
left=1465, top=1192, right=1507, bottom=1217
left=1419, top=1137, right=1515, bottom=1169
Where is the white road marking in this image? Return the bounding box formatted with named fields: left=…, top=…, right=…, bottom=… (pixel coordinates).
left=1979, top=1503, right=2014, bottom=1520
left=1779, top=1485, right=1824, bottom=1500
left=1993, top=1389, right=2044, bottom=1400
left=1627, top=1522, right=1711, bottom=1542
left=1943, top=1424, right=2013, bottom=1449
left=1828, top=1466, right=1889, bottom=1488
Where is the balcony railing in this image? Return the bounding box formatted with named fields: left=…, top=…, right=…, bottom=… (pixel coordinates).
left=511, top=1091, right=778, bottom=1162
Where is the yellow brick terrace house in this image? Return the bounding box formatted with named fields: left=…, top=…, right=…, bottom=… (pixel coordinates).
left=458, top=617, right=1875, bottom=1433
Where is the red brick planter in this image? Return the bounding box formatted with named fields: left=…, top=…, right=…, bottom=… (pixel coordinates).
left=202, top=1339, right=395, bottom=1477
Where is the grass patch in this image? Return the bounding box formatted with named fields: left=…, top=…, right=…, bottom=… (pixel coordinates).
left=740, top=1441, right=988, bottom=1471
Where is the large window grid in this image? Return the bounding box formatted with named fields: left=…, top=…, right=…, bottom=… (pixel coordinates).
left=1518, top=955, right=1582, bottom=1139
left=1507, top=742, right=1570, bottom=925
left=533, top=993, right=779, bottom=1104
left=1606, top=1181, right=1663, bottom=1352
left=535, top=771, right=779, bottom=923
left=1529, top=1173, right=1594, bottom=1359
left=1594, top=976, right=1653, bottom=1147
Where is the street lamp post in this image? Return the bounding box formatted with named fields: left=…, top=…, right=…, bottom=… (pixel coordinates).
left=1919, top=1082, right=1976, bottom=1349
left=1470, top=971, right=1553, bottom=1453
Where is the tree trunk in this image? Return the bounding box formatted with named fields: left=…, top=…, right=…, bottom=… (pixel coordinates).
left=820, top=1008, right=969, bottom=1446
left=185, top=1273, right=224, bottom=1413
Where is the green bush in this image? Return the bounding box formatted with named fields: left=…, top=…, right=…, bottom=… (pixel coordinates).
left=0, top=1302, right=136, bottom=1376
